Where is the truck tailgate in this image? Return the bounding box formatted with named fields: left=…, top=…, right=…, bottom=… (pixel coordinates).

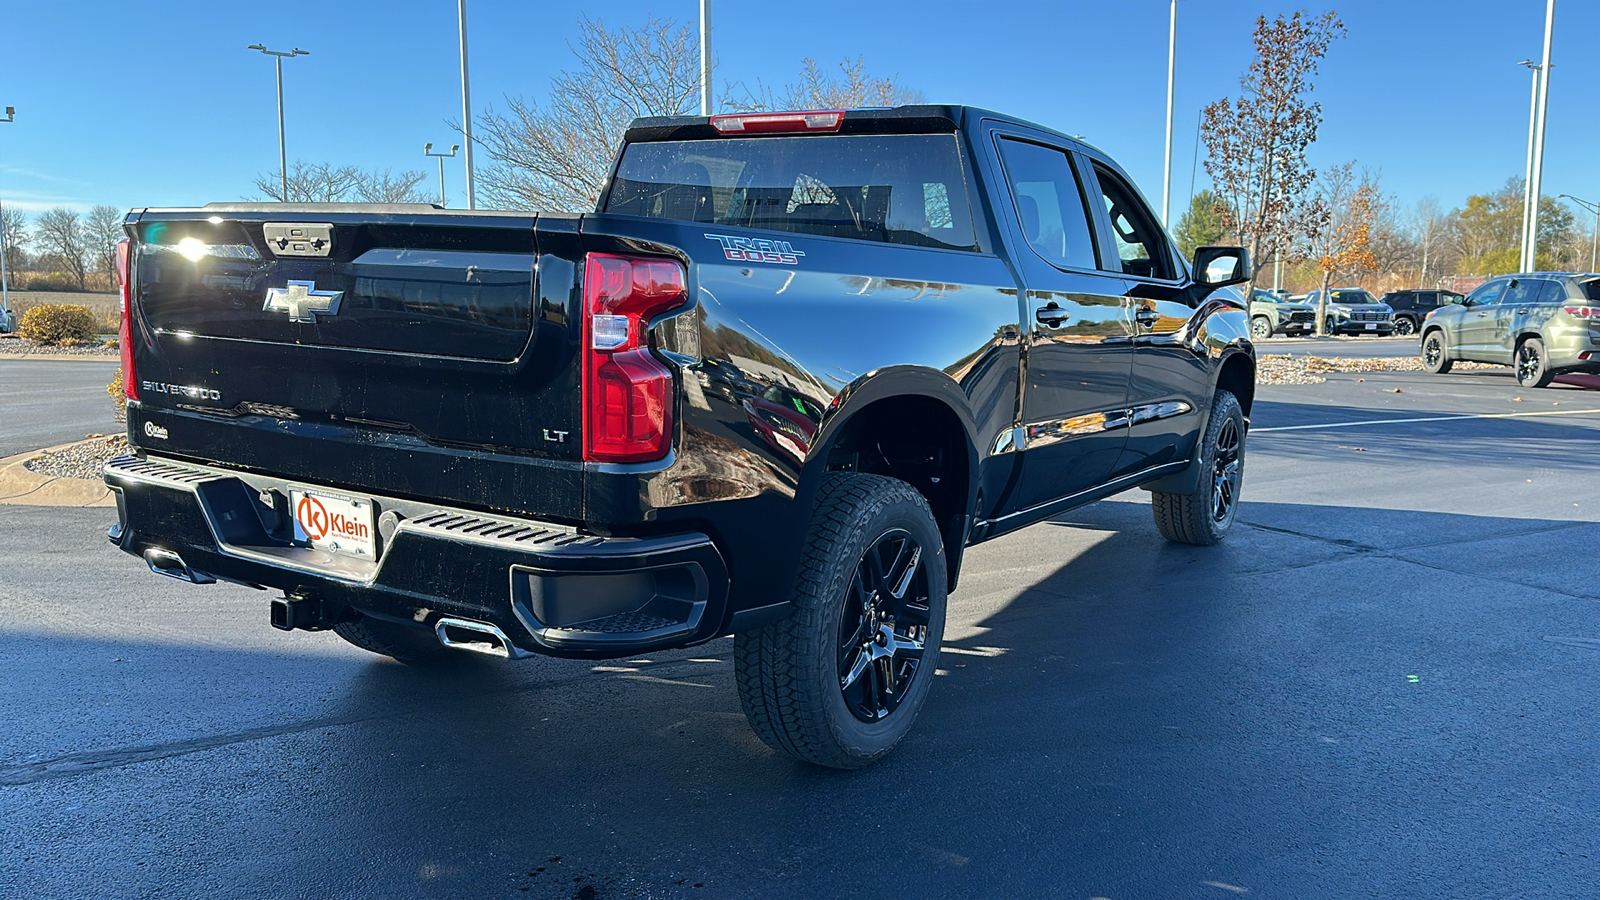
left=125, top=206, right=584, bottom=519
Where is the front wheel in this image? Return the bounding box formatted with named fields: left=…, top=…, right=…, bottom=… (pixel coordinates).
left=735, top=473, right=946, bottom=769
left=1324, top=317, right=1338, bottom=336
left=1250, top=316, right=1274, bottom=341
left=1421, top=330, right=1453, bottom=374
left=1516, top=337, right=1554, bottom=388
left=1151, top=389, right=1245, bottom=546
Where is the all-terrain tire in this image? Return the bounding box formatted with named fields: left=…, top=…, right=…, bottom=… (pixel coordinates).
left=333, top=614, right=462, bottom=666
left=734, top=473, right=947, bottom=769
left=1515, top=337, right=1554, bottom=388
left=1421, top=329, right=1453, bottom=374
left=1152, top=390, right=1245, bottom=546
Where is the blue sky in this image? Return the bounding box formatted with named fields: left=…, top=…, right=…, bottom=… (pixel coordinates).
left=2, top=0, right=1596, bottom=223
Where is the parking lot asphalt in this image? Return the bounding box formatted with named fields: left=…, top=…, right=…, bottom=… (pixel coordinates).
left=0, top=359, right=122, bottom=457
left=2, top=366, right=1597, bottom=899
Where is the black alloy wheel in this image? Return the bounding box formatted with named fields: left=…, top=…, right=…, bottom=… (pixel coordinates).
left=1422, top=330, right=1452, bottom=374
left=1516, top=337, right=1554, bottom=388
left=1394, top=316, right=1416, bottom=336
left=836, top=529, right=931, bottom=722
left=1210, top=415, right=1242, bottom=526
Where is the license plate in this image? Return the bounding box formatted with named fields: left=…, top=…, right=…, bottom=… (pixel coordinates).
left=1365, top=323, right=1377, bottom=330
left=290, top=489, right=376, bottom=558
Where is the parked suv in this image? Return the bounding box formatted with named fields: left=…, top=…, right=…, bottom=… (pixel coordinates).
left=1301, top=288, right=1395, bottom=336
left=1246, top=289, right=1316, bottom=339
left=1421, top=272, right=1600, bottom=387
left=1380, top=288, right=1464, bottom=336
left=103, top=105, right=1256, bottom=768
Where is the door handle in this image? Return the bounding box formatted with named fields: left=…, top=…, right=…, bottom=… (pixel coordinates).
left=1135, top=307, right=1160, bottom=327
left=1035, top=304, right=1070, bottom=327
left=1477, top=311, right=1490, bottom=317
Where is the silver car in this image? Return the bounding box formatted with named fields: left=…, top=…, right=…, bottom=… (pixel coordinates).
left=1420, top=272, right=1600, bottom=388
left=1299, top=288, right=1396, bottom=336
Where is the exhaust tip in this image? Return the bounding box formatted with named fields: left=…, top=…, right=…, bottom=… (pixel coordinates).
left=435, top=617, right=524, bottom=658
left=143, top=548, right=217, bottom=585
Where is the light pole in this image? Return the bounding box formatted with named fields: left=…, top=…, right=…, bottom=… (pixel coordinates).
left=0, top=106, right=14, bottom=329
left=1517, top=59, right=1541, bottom=272
left=458, top=0, right=476, bottom=210
left=247, top=44, right=310, bottom=202
left=1161, top=0, right=1176, bottom=227
left=1525, top=0, right=1557, bottom=272
left=700, top=0, right=714, bottom=116
left=424, top=143, right=460, bottom=207
left=1557, top=194, right=1599, bottom=273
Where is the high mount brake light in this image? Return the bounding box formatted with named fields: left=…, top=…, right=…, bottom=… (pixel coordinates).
left=116, top=239, right=139, bottom=402
left=709, top=111, right=844, bottom=135
left=582, top=253, right=688, bottom=463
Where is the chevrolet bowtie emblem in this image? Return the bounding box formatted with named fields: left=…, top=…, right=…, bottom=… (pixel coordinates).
left=264, top=280, right=344, bottom=323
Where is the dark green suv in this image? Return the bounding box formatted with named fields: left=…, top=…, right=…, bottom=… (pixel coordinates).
left=1246, top=289, right=1316, bottom=339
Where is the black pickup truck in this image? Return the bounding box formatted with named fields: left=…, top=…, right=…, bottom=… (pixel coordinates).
left=106, top=105, right=1254, bottom=768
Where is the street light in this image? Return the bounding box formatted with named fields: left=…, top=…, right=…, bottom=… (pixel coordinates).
left=1524, top=0, right=1556, bottom=272
left=1557, top=194, right=1600, bottom=273
left=458, top=1, right=476, bottom=210
left=0, top=106, right=15, bottom=331
left=247, top=44, right=310, bottom=202
left=1161, top=0, right=1177, bottom=227
left=424, top=143, right=460, bottom=207
left=1517, top=60, right=1541, bottom=272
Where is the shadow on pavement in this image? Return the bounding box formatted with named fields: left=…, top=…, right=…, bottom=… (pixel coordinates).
left=3, top=500, right=1597, bottom=898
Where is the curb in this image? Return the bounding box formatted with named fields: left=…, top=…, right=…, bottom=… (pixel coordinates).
left=0, top=353, right=120, bottom=363
left=0, top=438, right=119, bottom=508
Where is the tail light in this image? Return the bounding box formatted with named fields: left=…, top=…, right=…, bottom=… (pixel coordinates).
left=116, top=239, right=139, bottom=402
left=1562, top=305, right=1595, bottom=318
left=582, top=253, right=688, bottom=463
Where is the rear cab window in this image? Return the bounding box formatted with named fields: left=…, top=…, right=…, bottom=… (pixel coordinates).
left=1091, top=164, right=1175, bottom=281
left=605, top=134, right=977, bottom=251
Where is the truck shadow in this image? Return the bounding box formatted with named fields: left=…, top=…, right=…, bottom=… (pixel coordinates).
left=6, top=499, right=1598, bottom=898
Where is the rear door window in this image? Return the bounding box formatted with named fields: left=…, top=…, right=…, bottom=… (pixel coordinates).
left=605, top=134, right=977, bottom=251
left=994, top=138, right=1098, bottom=271
left=1503, top=279, right=1543, bottom=306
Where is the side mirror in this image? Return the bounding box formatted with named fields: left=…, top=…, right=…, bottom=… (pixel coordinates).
left=1192, top=246, right=1250, bottom=288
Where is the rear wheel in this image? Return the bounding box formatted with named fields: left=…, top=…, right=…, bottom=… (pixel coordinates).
left=1394, top=316, right=1416, bottom=336
left=735, top=473, right=946, bottom=769
left=1421, top=330, right=1453, bottom=374
left=1152, top=390, right=1244, bottom=546
left=1250, top=316, right=1273, bottom=341
left=333, top=613, right=462, bottom=666
left=1516, top=337, right=1554, bottom=388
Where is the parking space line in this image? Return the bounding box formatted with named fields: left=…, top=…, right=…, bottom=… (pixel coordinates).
left=1253, top=408, right=1600, bottom=433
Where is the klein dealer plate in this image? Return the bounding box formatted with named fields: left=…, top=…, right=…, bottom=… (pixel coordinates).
left=290, top=489, right=376, bottom=559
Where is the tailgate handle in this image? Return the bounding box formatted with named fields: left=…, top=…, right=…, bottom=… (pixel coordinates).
left=263, top=223, right=334, bottom=257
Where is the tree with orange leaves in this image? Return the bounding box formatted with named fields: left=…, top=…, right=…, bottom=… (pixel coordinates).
left=1300, top=163, right=1382, bottom=335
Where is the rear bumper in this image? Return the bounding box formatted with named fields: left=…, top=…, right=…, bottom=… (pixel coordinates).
left=103, top=454, right=731, bottom=659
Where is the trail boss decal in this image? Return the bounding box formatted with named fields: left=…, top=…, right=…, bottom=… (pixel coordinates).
left=705, top=234, right=806, bottom=265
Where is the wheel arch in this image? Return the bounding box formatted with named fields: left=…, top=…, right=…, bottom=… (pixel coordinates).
left=803, top=366, right=982, bottom=591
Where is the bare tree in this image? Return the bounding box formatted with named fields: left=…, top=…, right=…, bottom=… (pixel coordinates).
left=733, top=56, right=926, bottom=110
left=34, top=207, right=90, bottom=290
left=1, top=205, right=27, bottom=275
left=251, top=161, right=365, bottom=202
left=1202, top=11, right=1346, bottom=287
left=84, top=205, right=125, bottom=287
left=353, top=169, right=431, bottom=204
left=470, top=16, right=702, bottom=212
left=1410, top=196, right=1447, bottom=285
